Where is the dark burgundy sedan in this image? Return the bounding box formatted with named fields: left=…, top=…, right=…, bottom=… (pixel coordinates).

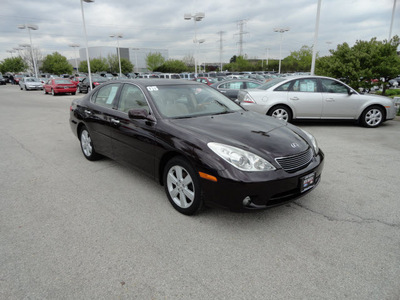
left=69, top=79, right=324, bottom=215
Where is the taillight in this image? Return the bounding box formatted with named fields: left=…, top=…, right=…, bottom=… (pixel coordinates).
left=242, top=94, right=256, bottom=103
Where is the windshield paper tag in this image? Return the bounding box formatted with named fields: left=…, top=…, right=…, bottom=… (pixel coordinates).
left=147, top=86, right=158, bottom=91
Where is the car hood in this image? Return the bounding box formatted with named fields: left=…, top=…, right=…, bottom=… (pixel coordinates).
left=167, top=111, right=310, bottom=158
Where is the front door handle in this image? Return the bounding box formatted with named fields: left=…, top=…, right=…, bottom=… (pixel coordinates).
left=325, top=98, right=335, bottom=102
left=290, top=97, right=299, bottom=100
left=111, top=118, right=120, bottom=125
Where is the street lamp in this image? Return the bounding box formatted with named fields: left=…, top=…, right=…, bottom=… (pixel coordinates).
left=184, top=12, right=205, bottom=75
left=273, top=27, right=289, bottom=74
left=80, top=0, right=94, bottom=91
left=69, top=43, right=80, bottom=73
left=18, top=24, right=39, bottom=78
left=110, top=33, right=123, bottom=77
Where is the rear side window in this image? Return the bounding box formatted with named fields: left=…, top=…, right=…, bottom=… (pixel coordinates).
left=91, top=84, right=121, bottom=108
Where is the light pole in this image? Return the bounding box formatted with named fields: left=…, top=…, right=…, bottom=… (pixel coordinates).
left=273, top=27, right=289, bottom=74
left=110, top=33, right=123, bottom=77
left=69, top=43, right=80, bottom=73
left=131, top=48, right=139, bottom=73
left=18, top=24, right=39, bottom=78
left=310, top=0, right=322, bottom=75
left=389, top=0, right=397, bottom=40
left=80, top=0, right=94, bottom=91
left=184, top=12, right=205, bottom=76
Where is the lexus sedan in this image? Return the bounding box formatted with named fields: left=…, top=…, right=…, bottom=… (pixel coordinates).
left=237, top=76, right=397, bottom=128
left=70, top=80, right=324, bottom=215
left=43, top=78, right=77, bottom=96
left=19, top=77, right=43, bottom=91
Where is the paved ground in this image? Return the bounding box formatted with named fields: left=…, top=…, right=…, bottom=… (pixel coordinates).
left=0, top=84, right=399, bottom=299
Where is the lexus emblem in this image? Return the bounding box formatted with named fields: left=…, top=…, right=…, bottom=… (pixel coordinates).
left=291, top=142, right=300, bottom=148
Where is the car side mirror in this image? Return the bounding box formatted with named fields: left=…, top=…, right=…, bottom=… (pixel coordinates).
left=128, top=109, right=156, bottom=122
left=348, top=89, right=356, bottom=95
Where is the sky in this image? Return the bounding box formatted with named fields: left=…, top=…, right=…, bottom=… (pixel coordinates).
left=0, top=0, right=399, bottom=65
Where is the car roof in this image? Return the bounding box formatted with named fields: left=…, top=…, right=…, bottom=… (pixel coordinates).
left=110, top=79, right=204, bottom=87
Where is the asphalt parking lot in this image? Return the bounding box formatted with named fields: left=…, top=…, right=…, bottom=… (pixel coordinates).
left=0, top=84, right=399, bottom=299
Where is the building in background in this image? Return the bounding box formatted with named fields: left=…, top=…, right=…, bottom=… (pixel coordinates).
left=77, top=46, right=168, bottom=73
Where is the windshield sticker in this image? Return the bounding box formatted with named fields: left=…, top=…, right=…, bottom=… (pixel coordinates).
left=147, top=86, right=159, bottom=91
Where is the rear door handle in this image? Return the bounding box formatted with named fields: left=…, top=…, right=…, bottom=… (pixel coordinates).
left=325, top=98, right=335, bottom=102
left=84, top=110, right=92, bottom=115
left=290, top=97, right=299, bottom=100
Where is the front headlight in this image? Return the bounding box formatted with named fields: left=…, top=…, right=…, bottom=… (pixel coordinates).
left=299, top=129, right=319, bottom=154
left=208, top=142, right=276, bottom=171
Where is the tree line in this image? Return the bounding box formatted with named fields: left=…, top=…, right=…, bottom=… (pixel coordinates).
left=1, top=36, right=399, bottom=94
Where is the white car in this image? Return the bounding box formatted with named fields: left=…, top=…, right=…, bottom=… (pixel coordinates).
left=238, top=76, right=397, bottom=128
left=19, top=77, right=43, bottom=91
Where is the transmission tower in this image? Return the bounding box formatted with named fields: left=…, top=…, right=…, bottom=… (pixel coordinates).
left=235, top=20, right=248, bottom=56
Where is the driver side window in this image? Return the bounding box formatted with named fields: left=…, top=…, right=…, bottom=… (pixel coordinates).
left=321, top=79, right=348, bottom=94
left=117, top=84, right=149, bottom=113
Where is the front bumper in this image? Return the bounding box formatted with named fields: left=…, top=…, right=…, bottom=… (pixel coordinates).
left=200, top=150, right=324, bottom=211
left=26, top=85, right=43, bottom=90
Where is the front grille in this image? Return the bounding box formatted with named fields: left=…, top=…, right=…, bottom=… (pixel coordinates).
left=275, top=148, right=313, bottom=173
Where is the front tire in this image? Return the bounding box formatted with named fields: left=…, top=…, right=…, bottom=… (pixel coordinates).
left=267, top=105, right=292, bottom=122
left=79, top=126, right=101, bottom=161
left=163, top=157, right=203, bottom=215
left=360, top=106, right=384, bottom=128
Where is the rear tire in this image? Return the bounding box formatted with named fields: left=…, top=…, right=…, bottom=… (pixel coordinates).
left=79, top=126, right=101, bottom=161
left=163, top=157, right=203, bottom=215
left=267, top=105, right=292, bottom=122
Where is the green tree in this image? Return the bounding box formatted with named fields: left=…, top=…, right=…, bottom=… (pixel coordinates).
left=316, top=36, right=400, bottom=94
left=78, top=60, right=88, bottom=73
left=146, top=52, right=165, bottom=71
left=154, top=59, right=188, bottom=73
left=79, top=58, right=109, bottom=74
left=283, top=45, right=313, bottom=72
left=0, top=57, right=27, bottom=73
left=107, top=54, right=134, bottom=74
left=224, top=56, right=255, bottom=72
left=41, top=52, right=73, bottom=75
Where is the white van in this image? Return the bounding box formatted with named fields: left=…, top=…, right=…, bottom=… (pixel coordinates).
left=159, top=73, right=181, bottom=79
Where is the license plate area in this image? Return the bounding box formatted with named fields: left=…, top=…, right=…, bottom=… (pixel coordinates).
left=300, top=172, right=315, bottom=192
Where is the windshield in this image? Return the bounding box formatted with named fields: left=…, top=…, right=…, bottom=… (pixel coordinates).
left=257, top=78, right=285, bottom=90
left=147, top=84, right=243, bottom=118
left=55, top=79, right=72, bottom=84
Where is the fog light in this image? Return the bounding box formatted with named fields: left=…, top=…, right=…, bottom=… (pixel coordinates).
left=243, top=196, right=252, bottom=206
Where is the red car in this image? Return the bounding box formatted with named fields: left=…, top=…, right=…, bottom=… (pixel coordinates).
left=43, top=78, right=77, bottom=96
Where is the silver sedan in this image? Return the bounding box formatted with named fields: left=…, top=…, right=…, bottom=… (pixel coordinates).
left=19, top=77, right=43, bottom=91
left=238, top=76, right=397, bottom=127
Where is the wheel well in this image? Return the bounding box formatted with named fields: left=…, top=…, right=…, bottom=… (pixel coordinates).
left=158, top=152, right=181, bottom=186
left=77, top=123, right=85, bottom=140
left=267, top=104, right=293, bottom=117
left=360, top=104, right=387, bottom=120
